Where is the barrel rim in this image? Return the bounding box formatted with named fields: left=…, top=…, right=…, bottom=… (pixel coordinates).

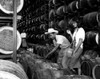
left=76, top=1, right=79, bottom=9
left=92, top=64, right=100, bottom=79
left=0, top=0, right=24, bottom=14
left=95, top=33, right=99, bottom=45
left=0, top=26, right=22, bottom=54
left=96, top=13, right=100, bottom=23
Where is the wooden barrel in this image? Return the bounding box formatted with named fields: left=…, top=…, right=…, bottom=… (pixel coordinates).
left=52, top=0, right=64, bottom=6
left=0, top=26, right=22, bottom=54
left=84, top=31, right=99, bottom=47
left=78, top=0, right=98, bottom=9
left=67, top=1, right=79, bottom=13
left=0, top=71, right=20, bottom=79
left=49, top=9, right=56, bottom=21
left=0, top=59, right=28, bottom=79
left=87, top=0, right=98, bottom=8
left=83, top=12, right=99, bottom=28
left=81, top=59, right=99, bottom=78
left=93, top=64, right=100, bottom=79
left=58, top=20, right=67, bottom=29
left=0, top=0, right=24, bottom=14
left=39, top=24, right=46, bottom=31
left=56, top=6, right=66, bottom=15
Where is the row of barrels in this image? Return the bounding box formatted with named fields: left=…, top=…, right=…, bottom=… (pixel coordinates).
left=18, top=0, right=49, bottom=45
left=49, top=10, right=100, bottom=29
left=49, top=0, right=100, bottom=13
left=81, top=50, right=100, bottom=79
left=26, top=33, right=49, bottom=44
left=48, top=0, right=100, bottom=20
left=18, top=50, right=94, bottom=79
left=48, top=0, right=100, bottom=29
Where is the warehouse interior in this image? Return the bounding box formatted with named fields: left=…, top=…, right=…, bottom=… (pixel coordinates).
left=0, top=0, right=100, bottom=79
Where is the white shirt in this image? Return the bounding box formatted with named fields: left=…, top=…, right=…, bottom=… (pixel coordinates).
left=73, top=27, right=85, bottom=48
left=53, top=35, right=70, bottom=48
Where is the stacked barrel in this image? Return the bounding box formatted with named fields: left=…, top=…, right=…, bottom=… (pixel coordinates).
left=17, top=0, right=49, bottom=45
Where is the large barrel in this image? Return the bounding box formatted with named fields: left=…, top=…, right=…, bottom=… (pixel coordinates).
left=81, top=59, right=99, bottom=78
left=52, top=0, right=64, bottom=6
left=58, top=20, right=67, bottom=29
left=0, top=0, right=24, bottom=14
left=56, top=6, right=66, bottom=15
left=67, top=1, right=79, bottom=13
left=84, top=31, right=99, bottom=47
left=93, top=64, right=100, bottom=79
left=0, top=71, right=20, bottom=79
left=78, top=0, right=98, bottom=9
left=0, top=26, right=22, bottom=54
left=83, top=12, right=100, bottom=28
left=49, top=9, right=56, bottom=21
left=0, top=59, right=28, bottom=79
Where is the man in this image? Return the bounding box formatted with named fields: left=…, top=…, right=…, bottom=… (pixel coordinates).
left=45, top=28, right=71, bottom=68
left=20, top=32, right=28, bottom=50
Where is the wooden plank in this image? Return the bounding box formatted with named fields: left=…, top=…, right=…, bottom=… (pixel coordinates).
left=13, top=0, right=17, bottom=63
left=0, top=15, right=21, bottom=20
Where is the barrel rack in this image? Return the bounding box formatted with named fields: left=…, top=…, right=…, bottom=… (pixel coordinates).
left=0, top=0, right=20, bottom=63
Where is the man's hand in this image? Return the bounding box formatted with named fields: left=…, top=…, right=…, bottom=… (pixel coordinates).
left=45, top=44, right=60, bottom=59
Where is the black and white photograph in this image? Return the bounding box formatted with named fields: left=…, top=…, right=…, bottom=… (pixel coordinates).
left=0, top=0, right=99, bottom=79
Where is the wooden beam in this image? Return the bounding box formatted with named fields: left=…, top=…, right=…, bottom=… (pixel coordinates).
left=13, top=0, right=17, bottom=63
left=0, top=15, right=21, bottom=20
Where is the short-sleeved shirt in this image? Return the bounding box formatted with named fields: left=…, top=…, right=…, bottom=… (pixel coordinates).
left=53, top=35, right=70, bottom=49
left=73, top=27, right=85, bottom=48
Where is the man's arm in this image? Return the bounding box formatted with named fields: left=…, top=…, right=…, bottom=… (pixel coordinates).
left=45, top=44, right=60, bottom=58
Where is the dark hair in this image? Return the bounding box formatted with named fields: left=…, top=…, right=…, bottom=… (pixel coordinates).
left=68, top=17, right=81, bottom=27
left=69, top=18, right=78, bottom=25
